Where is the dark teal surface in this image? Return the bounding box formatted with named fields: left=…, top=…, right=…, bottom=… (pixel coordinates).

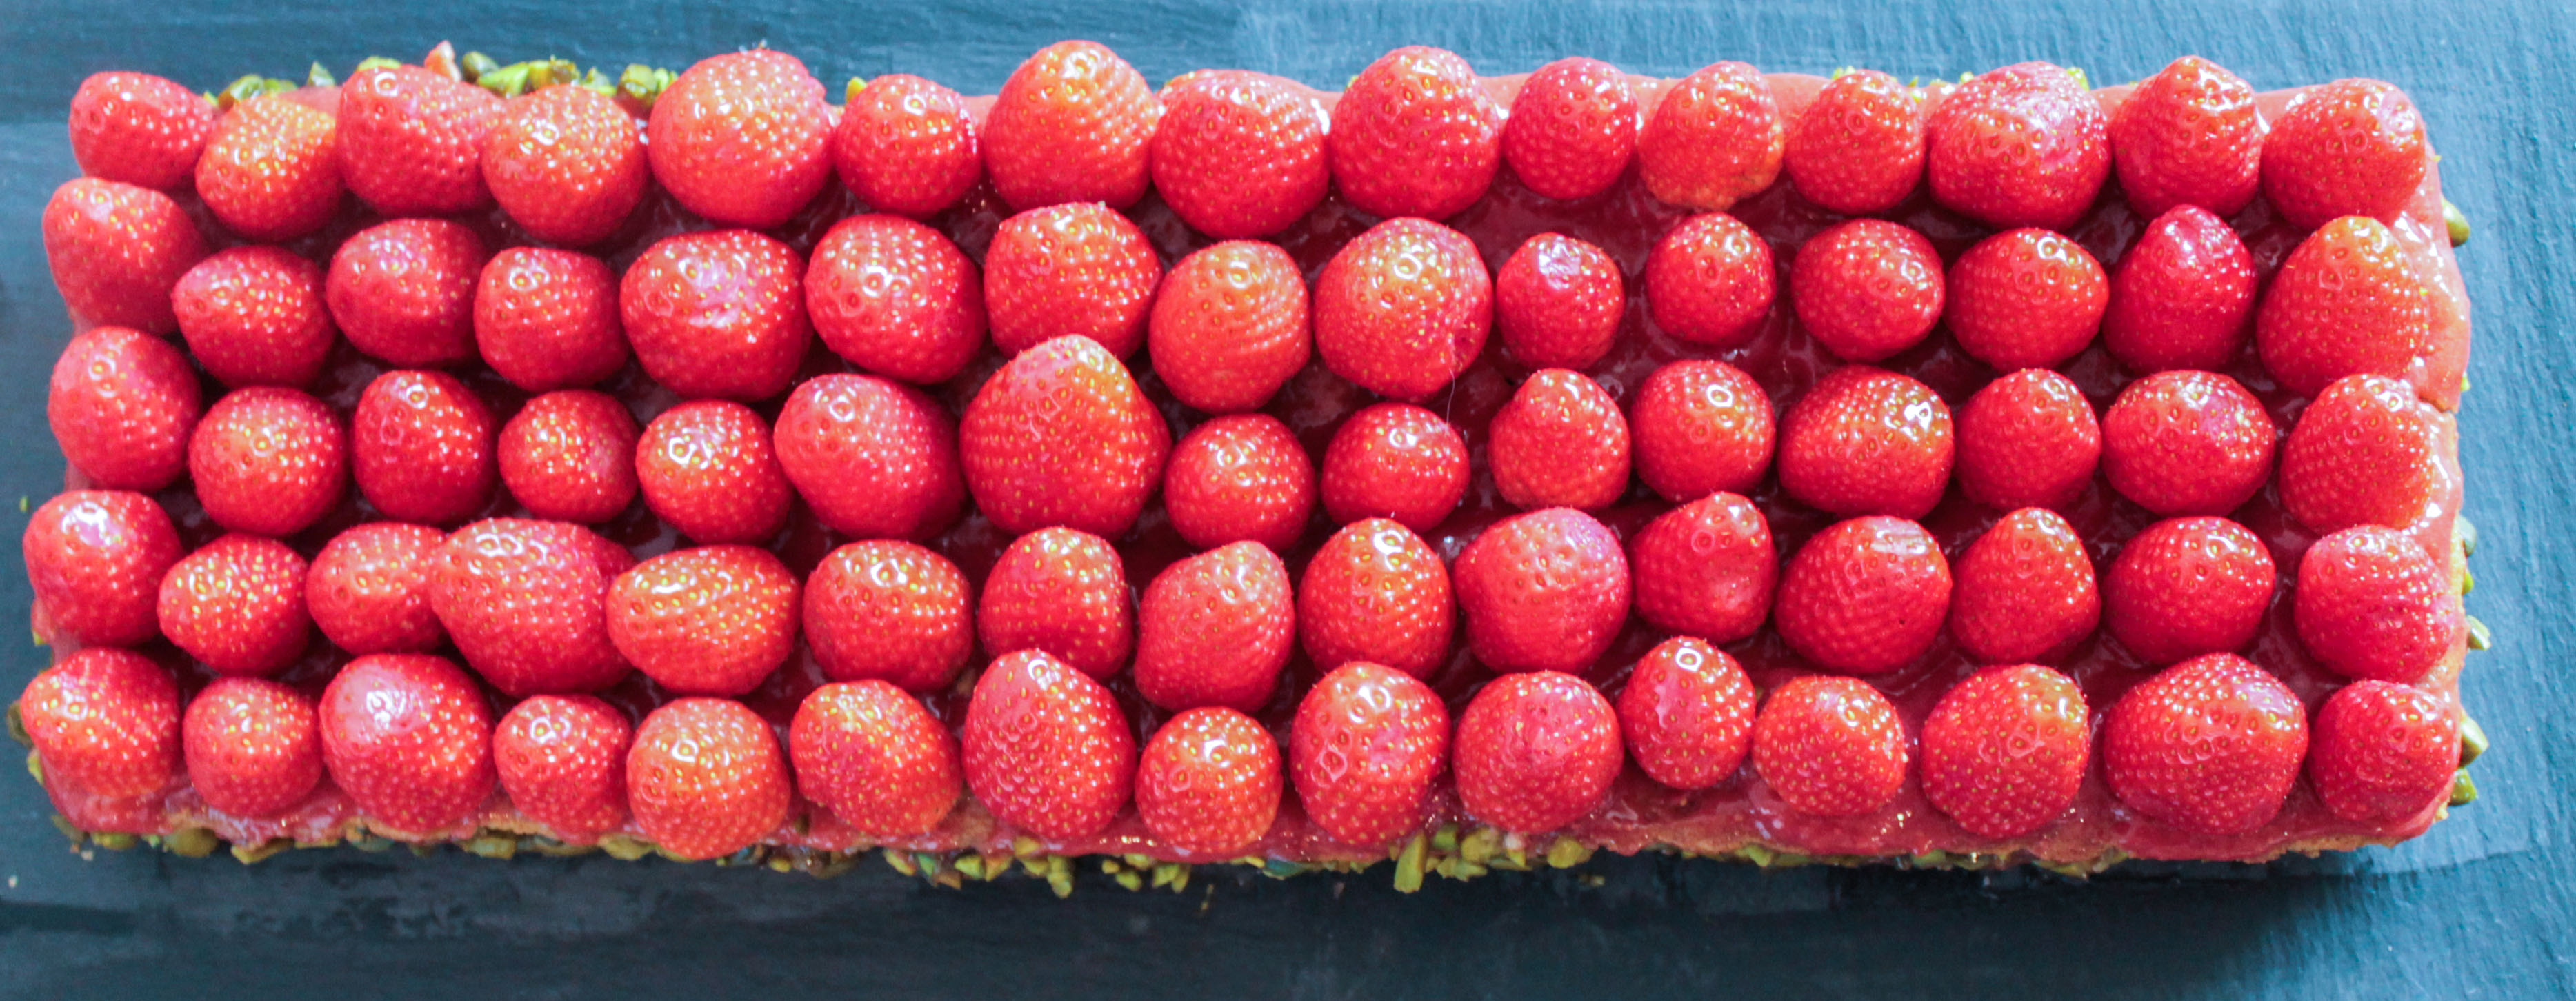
left=1, top=1, right=2570, bottom=997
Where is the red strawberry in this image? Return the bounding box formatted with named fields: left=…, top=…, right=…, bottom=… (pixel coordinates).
left=2295, top=525, right=2463, bottom=684
left=1628, top=359, right=1775, bottom=503
left=492, top=693, right=631, bottom=842
left=1137, top=706, right=1283, bottom=855
left=1628, top=492, right=1775, bottom=644
left=1777, top=366, right=1953, bottom=519
left=984, top=40, right=1160, bottom=211
left=2255, top=216, right=2437, bottom=400
left=1925, top=62, right=2110, bottom=230
left=2279, top=373, right=2446, bottom=538
left=1783, top=69, right=1926, bottom=215
left=961, top=648, right=1138, bottom=841
left=635, top=400, right=793, bottom=545
left=977, top=527, right=1133, bottom=680
left=196, top=96, right=343, bottom=241
left=2101, top=370, right=2275, bottom=516
left=307, top=521, right=446, bottom=654
left=620, top=230, right=811, bottom=402
left=1637, top=61, right=1783, bottom=212
left=2102, top=204, right=2257, bottom=374
left=1644, top=211, right=1775, bottom=349
left=2103, top=516, right=2275, bottom=665
left=1148, top=240, right=1310, bottom=413
left=1921, top=664, right=2088, bottom=838
left=2103, top=652, right=2307, bottom=833
left=1944, top=228, right=2107, bottom=371
left=42, top=177, right=204, bottom=333
left=1136, top=541, right=1296, bottom=712
left=189, top=386, right=347, bottom=538
left=2109, top=56, right=2262, bottom=219
left=1455, top=670, right=1621, bottom=833
left=1616, top=637, right=1756, bottom=791
left=352, top=369, right=497, bottom=525
left=482, top=83, right=646, bottom=246
left=335, top=63, right=500, bottom=215
left=430, top=517, right=635, bottom=695
left=157, top=533, right=310, bottom=676
left=1312, top=217, right=1492, bottom=402
left=1501, top=57, right=1639, bottom=202
left=49, top=326, right=199, bottom=491
left=1495, top=233, right=1624, bottom=370
left=1452, top=507, right=1630, bottom=675
left=1319, top=402, right=1469, bottom=533
left=23, top=491, right=179, bottom=647
left=1790, top=219, right=1943, bottom=364
left=2261, top=79, right=2428, bottom=231
left=1954, top=368, right=2100, bottom=513
left=1299, top=519, right=1454, bottom=680
left=626, top=697, right=792, bottom=859
left=1328, top=46, right=1502, bottom=219
left=983, top=202, right=1162, bottom=358
left=2308, top=680, right=2457, bottom=824
left=499, top=390, right=639, bottom=524
left=173, top=246, right=336, bottom=388
left=790, top=681, right=962, bottom=839
left=1289, top=662, right=1450, bottom=847
left=20, top=648, right=182, bottom=803
left=473, top=246, right=629, bottom=393
left=1490, top=368, right=1633, bottom=512
left=1948, top=508, right=2099, bottom=664
left=833, top=73, right=982, bottom=219
left=958, top=335, right=1171, bottom=537
left=183, top=676, right=323, bottom=818
left=773, top=373, right=965, bottom=540
left=606, top=545, right=798, bottom=697
left=1753, top=675, right=1908, bottom=817
left=803, top=540, right=973, bottom=692
left=327, top=218, right=487, bottom=368
left=1151, top=70, right=1330, bottom=237
left=645, top=48, right=833, bottom=228
left=806, top=214, right=986, bottom=385
left=68, top=71, right=216, bottom=190
left=1164, top=414, right=1316, bottom=552
left=1775, top=515, right=1952, bottom=674
left=318, top=653, right=497, bottom=836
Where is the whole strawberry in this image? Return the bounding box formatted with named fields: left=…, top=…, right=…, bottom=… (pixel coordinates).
left=473, top=246, right=629, bottom=393
left=1637, top=61, right=1783, bottom=212
left=983, top=202, right=1162, bottom=358
left=1148, top=240, right=1310, bottom=414
left=2308, top=680, right=2457, bottom=824
left=1452, top=507, right=1631, bottom=675
left=2102, top=204, right=2258, bottom=374
left=984, top=40, right=1160, bottom=211
left=1501, top=57, right=1639, bottom=202
left=832, top=73, right=981, bottom=219
left=1616, top=637, right=1756, bottom=790
left=1456, top=671, right=1621, bottom=833
left=961, top=648, right=1138, bottom=842
left=646, top=48, right=833, bottom=228
left=2108, top=56, right=2262, bottom=219
left=49, top=326, right=199, bottom=490
left=1784, top=69, right=1926, bottom=215
left=1319, top=403, right=1470, bottom=533
left=2262, top=79, right=2428, bottom=230
left=482, top=83, right=647, bottom=246
left=20, top=648, right=182, bottom=804
left=978, top=527, right=1133, bottom=680
left=190, top=386, right=347, bottom=538
left=1290, top=662, right=1450, bottom=847
left=1490, top=369, right=1633, bottom=512
left=1164, top=414, right=1315, bottom=552
left=1776, top=515, right=1952, bottom=674
left=1921, top=664, right=2088, bottom=838
left=1644, top=211, right=1775, bottom=349
left=68, top=70, right=217, bottom=190
left=335, top=63, right=500, bottom=215
left=1152, top=70, right=1330, bottom=237
left=43, top=177, right=204, bottom=333
left=1495, top=233, right=1624, bottom=370
left=196, top=95, right=343, bottom=241
left=1954, top=368, right=2100, bottom=513
left=352, top=369, right=497, bottom=525
left=2101, top=370, right=2276, bottom=516
left=1137, top=706, right=1283, bottom=856
left=1628, top=359, right=1774, bottom=502
left=318, top=653, right=497, bottom=836
left=159, top=533, right=310, bottom=676
left=431, top=517, right=635, bottom=695
left=2255, top=216, right=2437, bottom=400
left=1944, top=228, right=2107, bottom=371
left=790, top=680, right=962, bottom=838
left=1790, top=218, right=1944, bottom=363
left=802, top=540, right=974, bottom=692
left=958, top=335, right=1170, bottom=537
left=1329, top=46, right=1503, bottom=220
left=2279, top=373, right=2447, bottom=538
left=773, top=373, right=965, bottom=540
left=2103, top=653, right=2307, bottom=834
left=1948, top=508, right=2099, bottom=664
left=1299, top=519, right=1455, bottom=680
left=1628, top=492, right=1776, bottom=644
left=183, top=676, right=324, bottom=818
left=2295, top=525, right=2463, bottom=684
left=499, top=390, right=640, bottom=524
left=1926, top=61, right=2110, bottom=230
left=327, top=217, right=487, bottom=367
left=806, top=214, right=986, bottom=385
left=1136, top=541, right=1296, bottom=712
left=2103, top=516, right=2275, bottom=665
left=626, top=697, right=792, bottom=860
left=1777, top=366, right=1953, bottom=519
left=1753, top=675, right=1909, bottom=817
left=307, top=521, right=447, bottom=654
left=620, top=230, right=812, bottom=402
left=493, top=693, right=632, bottom=842
left=608, top=545, right=801, bottom=697
left=1312, top=217, right=1492, bottom=402
left=173, top=246, right=337, bottom=388
left=635, top=400, right=793, bottom=545
left=24, top=490, right=179, bottom=646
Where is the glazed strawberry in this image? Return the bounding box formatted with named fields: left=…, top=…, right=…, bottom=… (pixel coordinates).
left=806, top=214, right=986, bottom=385
left=1490, top=369, right=1633, bottom=511
left=2279, top=373, right=2446, bottom=538
left=626, top=697, right=792, bottom=860
left=42, top=177, right=203, bottom=333
left=2103, top=653, right=2307, bottom=834
left=803, top=540, right=973, bottom=692
left=2108, top=56, right=2262, bottom=219
left=984, top=40, right=1159, bottom=211
left=646, top=48, right=833, bottom=228
left=1775, top=515, right=1952, bottom=674
left=1925, top=61, right=2110, bottom=230
left=961, top=648, right=1138, bottom=841
left=1151, top=70, right=1330, bottom=237
left=189, top=386, right=347, bottom=537
left=306, top=521, right=446, bottom=654
left=2101, top=370, right=2276, bottom=516
left=1319, top=403, right=1470, bottom=532
left=1148, top=240, right=1311, bottom=413
left=1455, top=671, right=1621, bottom=833
left=978, top=527, right=1133, bottom=680
left=1289, top=662, right=1449, bottom=847
left=1164, top=414, right=1316, bottom=551
left=1628, top=492, right=1776, bottom=644
left=620, top=230, right=812, bottom=402
left=983, top=203, right=1162, bottom=357
left=2295, top=525, right=2463, bottom=684
left=832, top=73, right=981, bottom=219
left=1501, top=57, right=1639, bottom=202
left=607, top=545, right=799, bottom=697
left=498, top=390, right=640, bottom=524
left=1644, top=212, right=1776, bottom=349
left=335, top=63, right=499, bottom=215
left=317, top=653, right=497, bottom=836
left=1452, top=507, right=1630, bottom=675
left=183, top=677, right=323, bottom=818
left=1328, top=46, right=1502, bottom=219
left=196, top=95, right=343, bottom=241
left=1920, top=664, right=2088, bottom=838
left=1136, top=706, right=1283, bottom=855
left=1783, top=69, right=1926, bottom=215
left=23, top=491, right=179, bottom=647
left=2103, top=516, right=2275, bottom=665
left=1135, top=541, right=1296, bottom=712
left=635, top=400, right=793, bottom=545
left=20, top=648, right=182, bottom=806
left=173, top=246, right=336, bottom=388
left=1637, top=61, right=1783, bottom=212
left=492, top=693, right=631, bottom=842
left=68, top=70, right=216, bottom=190
left=1944, top=228, right=2108, bottom=371
left=1615, top=637, right=1756, bottom=790
left=959, top=335, right=1171, bottom=537
left=482, top=83, right=647, bottom=246
left=1777, top=366, right=1953, bottom=519
left=158, top=533, right=310, bottom=676
left=352, top=370, right=497, bottom=525
left=1311, top=217, right=1492, bottom=402
left=327, top=218, right=487, bottom=367
left=1948, top=508, right=2099, bottom=664
left=1495, top=233, right=1624, bottom=370
left=1628, top=359, right=1775, bottom=502
left=1299, top=519, right=1454, bottom=679
left=2255, top=217, right=2437, bottom=399
left=2261, top=79, right=2428, bottom=230
left=2308, top=680, right=2457, bottom=824
left=49, top=326, right=199, bottom=490
left=1750, top=675, right=1907, bottom=817
left=790, top=680, right=962, bottom=838
left=1790, top=219, right=1944, bottom=363
left=1954, top=368, right=2100, bottom=513
left=774, top=374, right=965, bottom=541
left=473, top=247, right=628, bottom=393
left=430, top=517, right=635, bottom=695
left=2102, top=205, right=2257, bottom=374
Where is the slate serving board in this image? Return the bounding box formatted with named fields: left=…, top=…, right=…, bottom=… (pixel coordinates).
left=1, top=0, right=2569, bottom=997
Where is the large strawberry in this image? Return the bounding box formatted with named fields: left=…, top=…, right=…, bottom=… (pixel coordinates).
left=68, top=70, right=217, bottom=190
left=2261, top=79, right=2428, bottom=230
left=646, top=49, right=833, bottom=228
left=1289, top=662, right=1450, bottom=848
left=620, top=230, right=812, bottom=402
left=1501, top=57, right=1639, bottom=202
left=1135, top=541, right=1296, bottom=713
left=1616, top=637, right=1756, bottom=791
left=23, top=490, right=179, bottom=647
left=626, top=697, right=792, bottom=860
left=977, top=527, right=1133, bottom=680
left=430, top=517, right=635, bottom=695
left=189, top=386, right=347, bottom=538
left=196, top=95, right=343, bottom=241
left=1148, top=240, right=1311, bottom=414
left=961, top=648, right=1138, bottom=842
left=1319, top=402, right=1470, bottom=533
left=327, top=217, right=487, bottom=368
left=773, top=373, right=965, bottom=540
left=49, top=326, right=199, bottom=491
left=335, top=63, right=501, bottom=215
left=2102, top=516, right=2275, bottom=665
left=806, top=214, right=986, bottom=385
left=958, top=335, right=1170, bottom=537
left=2295, top=525, right=2463, bottom=684
left=1925, top=61, right=2109, bottom=230
left=1312, top=217, right=1492, bottom=402
left=183, top=676, right=324, bottom=819
left=498, top=390, right=640, bottom=524
left=473, top=246, right=629, bottom=393
left=1637, top=61, right=1783, bottom=212
left=1455, top=671, right=1621, bottom=833
left=2108, top=56, right=2263, bottom=218
left=1790, top=218, right=1944, bottom=364
left=1948, top=508, right=2099, bottom=665
left=19, top=648, right=182, bottom=806
left=317, top=653, right=497, bottom=837
left=2102, top=204, right=2257, bottom=374
left=1628, top=492, right=1776, bottom=644
left=1783, top=69, right=1926, bottom=215
left=2101, top=653, right=2307, bottom=835
left=803, top=539, right=973, bottom=693
left=1920, top=664, right=2088, bottom=838
left=1953, top=368, right=2099, bottom=513
left=2101, top=370, right=2275, bottom=517
left=492, top=693, right=632, bottom=842
left=1495, top=233, right=1624, bottom=371
left=2308, top=680, right=2457, bottom=825
left=634, top=400, right=794, bottom=545
left=607, top=545, right=801, bottom=697
left=2255, top=216, right=2437, bottom=400
left=1490, top=368, right=1633, bottom=512
left=1164, top=413, right=1315, bottom=552
left=158, top=533, right=310, bottom=677
left=1944, top=227, right=2107, bottom=372
left=1628, top=359, right=1774, bottom=503
left=1644, top=211, right=1775, bottom=349
left=173, top=246, right=337, bottom=389
left=984, top=40, right=1160, bottom=211
left=1777, top=366, right=1953, bottom=519
left=833, top=73, right=982, bottom=219
left=1151, top=70, right=1330, bottom=237
left=352, top=369, right=497, bottom=525
left=983, top=202, right=1162, bottom=358
left=1328, top=46, right=1502, bottom=220
left=1452, top=507, right=1630, bottom=675
left=482, top=83, right=647, bottom=246
left=42, top=177, right=203, bottom=333
left=1299, top=518, right=1455, bottom=680
left=1136, top=706, right=1283, bottom=856
left=790, top=680, right=962, bottom=838
left=1751, top=675, right=1908, bottom=817
left=2279, top=373, right=2447, bottom=539
left=1775, top=515, right=1952, bottom=674
left=306, top=521, right=446, bottom=655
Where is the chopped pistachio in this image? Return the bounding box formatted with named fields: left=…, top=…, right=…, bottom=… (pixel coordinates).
left=91, top=832, right=137, bottom=851
left=932, top=869, right=966, bottom=890
left=596, top=833, right=653, bottom=861
left=462, top=833, right=519, bottom=859
left=1740, top=844, right=1775, bottom=868
left=1122, top=852, right=1154, bottom=870
left=25, top=749, right=42, bottom=786
left=48, top=814, right=81, bottom=844
left=1020, top=855, right=1050, bottom=878
left=1112, top=869, right=1144, bottom=891
left=845, top=77, right=868, bottom=105
left=1392, top=833, right=1428, bottom=893
left=1012, top=835, right=1044, bottom=859
left=955, top=854, right=988, bottom=881
left=2444, top=199, right=2471, bottom=246
left=2450, top=770, right=2479, bottom=806
left=2460, top=713, right=2489, bottom=765
left=166, top=828, right=225, bottom=857
left=1545, top=836, right=1592, bottom=869
left=766, top=855, right=795, bottom=874
left=2467, top=615, right=2492, bottom=651
left=231, top=838, right=291, bottom=864
left=881, top=847, right=917, bottom=875
left=1459, top=826, right=1500, bottom=866
left=460, top=50, right=502, bottom=82
left=1430, top=824, right=1459, bottom=853
left=1046, top=855, right=1075, bottom=898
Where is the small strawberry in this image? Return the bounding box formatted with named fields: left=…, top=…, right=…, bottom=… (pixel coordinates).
left=2261, top=79, right=2428, bottom=231
left=1164, top=414, right=1315, bottom=552
left=2101, top=370, right=2275, bottom=516
left=327, top=217, right=487, bottom=368
left=1495, top=233, right=1624, bottom=370
left=2308, top=680, right=2457, bottom=824
left=1328, top=46, right=1502, bottom=219
left=1790, top=219, right=1942, bottom=364
left=1783, top=69, right=1926, bottom=215
left=49, top=326, right=199, bottom=491
left=1628, top=492, right=1775, bottom=644
left=1319, top=402, right=1470, bottom=533
left=23, top=491, right=179, bottom=647
left=1954, top=368, right=2100, bottom=513
left=2255, top=216, right=2437, bottom=400
left=1644, top=211, right=1775, bottom=349
left=1289, top=662, right=1449, bottom=847
left=183, top=676, right=323, bottom=818
left=2102, top=204, right=2257, bottom=374
left=1628, top=359, right=1775, bottom=503
left=1615, top=637, right=1756, bottom=791
left=978, top=527, right=1133, bottom=680
left=1948, top=508, right=2099, bottom=664
left=1299, top=519, right=1454, bottom=680
left=1136, top=541, right=1296, bottom=712
left=173, top=246, right=336, bottom=389
left=307, top=521, right=446, bottom=654
left=430, top=517, right=635, bottom=695
left=1777, top=366, right=1954, bottom=519
left=2108, top=56, right=2262, bottom=219
left=68, top=70, right=217, bottom=190
left=961, top=648, right=1139, bottom=841
left=1500, top=57, right=1639, bottom=202
left=1137, top=706, right=1283, bottom=855
left=317, top=653, right=497, bottom=836
left=189, top=386, right=347, bottom=538
left=492, top=693, right=632, bottom=842
left=2103, top=652, right=2307, bottom=834
left=983, top=202, right=1162, bottom=358
left=2295, top=525, right=2462, bottom=684
left=499, top=390, right=639, bottom=524
left=1490, top=369, right=1633, bottom=512
left=335, top=63, right=500, bottom=215
left=608, top=544, right=799, bottom=696
left=626, top=697, right=792, bottom=860
left=1148, top=240, right=1310, bottom=413
left=984, top=40, right=1160, bottom=211
left=619, top=230, right=812, bottom=402
left=646, top=48, right=833, bottom=228
left=1637, top=61, right=1783, bottom=212
left=352, top=369, right=497, bottom=525
left=1455, top=671, right=1621, bottom=833
left=196, top=95, right=343, bottom=241
left=2103, top=515, right=2275, bottom=665
left=790, top=680, right=962, bottom=838
left=1152, top=70, right=1330, bottom=237
left=773, top=373, right=964, bottom=540
left=2279, top=373, right=2446, bottom=538
left=958, top=335, right=1171, bottom=537
left=806, top=214, right=986, bottom=385
left=20, top=648, right=182, bottom=802
left=158, top=533, right=310, bottom=676
left=635, top=400, right=793, bottom=545
left=1311, top=217, right=1492, bottom=402
left=482, top=83, right=647, bottom=246
left=1921, top=664, right=2088, bottom=838
left=473, top=246, right=629, bottom=393
left=833, top=73, right=982, bottom=219
left=1775, top=515, right=1952, bottom=674
left=1752, top=674, right=1908, bottom=817
left=1944, top=228, right=2107, bottom=371
left=1452, top=507, right=1630, bottom=675
left=42, top=177, right=204, bottom=333
left=1925, top=61, right=2110, bottom=230
left=804, top=539, right=974, bottom=692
